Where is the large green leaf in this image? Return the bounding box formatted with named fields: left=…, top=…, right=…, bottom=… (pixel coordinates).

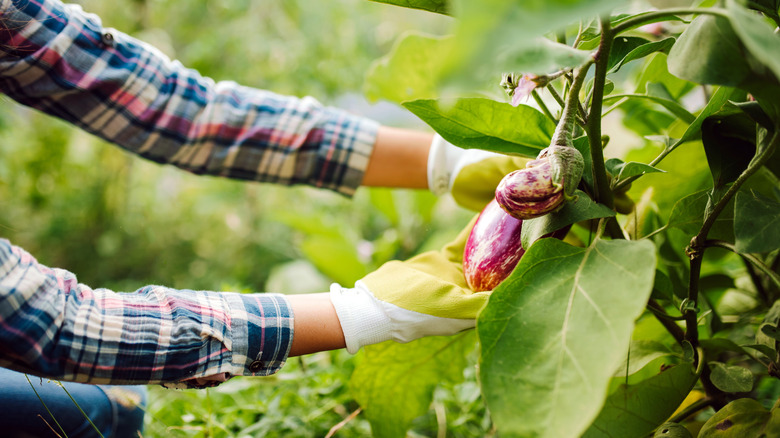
left=734, top=191, right=780, bottom=253
left=582, top=363, right=698, bottom=438
left=441, top=0, right=622, bottom=87
left=350, top=333, right=475, bottom=438
left=667, top=14, right=754, bottom=89
left=403, top=98, right=556, bottom=156
left=698, top=398, right=780, bottom=437
left=368, top=0, right=449, bottom=14
left=478, top=238, right=656, bottom=438
left=726, top=0, right=780, bottom=83
left=364, top=32, right=453, bottom=104
left=520, top=191, right=615, bottom=249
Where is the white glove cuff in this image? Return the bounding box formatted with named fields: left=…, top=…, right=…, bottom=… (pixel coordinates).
left=329, top=283, right=392, bottom=354
left=427, top=134, right=465, bottom=196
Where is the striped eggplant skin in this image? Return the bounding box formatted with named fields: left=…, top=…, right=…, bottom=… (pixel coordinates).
left=494, top=158, right=564, bottom=220
left=463, top=198, right=525, bottom=292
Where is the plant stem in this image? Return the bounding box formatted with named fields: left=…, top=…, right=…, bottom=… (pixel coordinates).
left=546, top=84, right=565, bottom=112
left=587, top=16, right=614, bottom=211
left=704, top=240, right=780, bottom=291
left=682, top=130, right=779, bottom=407
left=552, top=61, right=593, bottom=148
left=26, top=374, right=68, bottom=437
left=612, top=8, right=729, bottom=35
left=531, top=89, right=557, bottom=124
left=59, top=383, right=106, bottom=438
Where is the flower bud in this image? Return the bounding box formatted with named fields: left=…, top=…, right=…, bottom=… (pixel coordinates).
left=495, top=158, right=565, bottom=220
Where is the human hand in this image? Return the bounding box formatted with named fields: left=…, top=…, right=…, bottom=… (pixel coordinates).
left=329, top=217, right=490, bottom=353
left=427, top=134, right=531, bottom=211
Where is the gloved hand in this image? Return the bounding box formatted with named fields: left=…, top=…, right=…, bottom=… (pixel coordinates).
left=427, top=134, right=531, bottom=212
left=329, top=217, right=490, bottom=353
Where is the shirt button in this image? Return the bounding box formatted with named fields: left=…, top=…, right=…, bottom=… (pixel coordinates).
left=101, top=32, right=115, bottom=47
left=249, top=360, right=264, bottom=372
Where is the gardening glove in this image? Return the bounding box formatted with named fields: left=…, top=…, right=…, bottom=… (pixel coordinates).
left=427, top=134, right=532, bottom=212
left=330, top=216, right=490, bottom=353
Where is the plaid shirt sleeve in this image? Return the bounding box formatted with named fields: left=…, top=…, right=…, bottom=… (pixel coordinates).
left=0, top=239, right=293, bottom=388
left=0, top=0, right=379, bottom=196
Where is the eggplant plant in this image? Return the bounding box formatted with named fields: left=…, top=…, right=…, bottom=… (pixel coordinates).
left=353, top=0, right=780, bottom=437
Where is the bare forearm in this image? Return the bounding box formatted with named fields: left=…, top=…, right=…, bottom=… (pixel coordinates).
left=287, top=293, right=346, bottom=356
left=361, top=126, right=432, bottom=189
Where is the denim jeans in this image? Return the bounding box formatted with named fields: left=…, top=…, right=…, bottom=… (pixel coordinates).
left=0, top=367, right=147, bottom=438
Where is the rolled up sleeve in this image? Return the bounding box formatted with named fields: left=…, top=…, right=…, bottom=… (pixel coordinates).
left=0, top=0, right=378, bottom=195
left=0, top=239, right=293, bottom=388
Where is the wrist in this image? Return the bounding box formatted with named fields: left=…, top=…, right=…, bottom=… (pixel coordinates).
left=329, top=283, right=392, bottom=354
left=427, top=134, right=465, bottom=195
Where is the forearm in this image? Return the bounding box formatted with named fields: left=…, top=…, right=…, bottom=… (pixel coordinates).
left=287, top=293, right=346, bottom=356
left=362, top=126, right=432, bottom=189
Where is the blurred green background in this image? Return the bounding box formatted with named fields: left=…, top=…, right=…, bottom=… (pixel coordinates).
left=0, top=0, right=486, bottom=436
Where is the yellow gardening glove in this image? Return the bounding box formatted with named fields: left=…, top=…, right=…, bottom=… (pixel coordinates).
left=329, top=216, right=490, bottom=353
left=428, top=134, right=531, bottom=211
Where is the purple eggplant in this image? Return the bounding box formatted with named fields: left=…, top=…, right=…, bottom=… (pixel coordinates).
left=494, top=158, right=565, bottom=220
left=463, top=198, right=525, bottom=292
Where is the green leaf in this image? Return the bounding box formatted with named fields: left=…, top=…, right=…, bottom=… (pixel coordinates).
left=369, top=188, right=400, bottom=226
left=743, top=343, right=776, bottom=359
left=726, top=0, right=780, bottom=83
left=582, top=363, right=698, bottom=438
left=652, top=270, right=675, bottom=301
left=368, top=0, right=449, bottom=14
left=613, top=340, right=679, bottom=377
left=350, top=334, right=474, bottom=438
left=442, top=0, right=622, bottom=87
left=698, top=398, right=777, bottom=437
left=635, top=53, right=696, bottom=99
left=675, top=87, right=744, bottom=147
left=520, top=191, right=615, bottom=249
left=761, top=324, right=780, bottom=342
left=701, top=110, right=757, bottom=191
left=609, top=37, right=676, bottom=74
left=734, top=191, right=780, bottom=253
left=605, top=158, right=665, bottom=182
left=605, top=93, right=696, bottom=126
left=654, top=422, right=694, bottom=438
left=667, top=190, right=735, bottom=240
left=667, top=14, right=755, bottom=89
left=300, top=235, right=368, bottom=285
left=709, top=362, right=754, bottom=393
left=732, top=101, right=774, bottom=131
left=402, top=98, right=556, bottom=156
left=756, top=300, right=780, bottom=352
left=364, top=32, right=452, bottom=104
left=498, top=38, right=594, bottom=75
left=478, top=238, right=656, bottom=438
